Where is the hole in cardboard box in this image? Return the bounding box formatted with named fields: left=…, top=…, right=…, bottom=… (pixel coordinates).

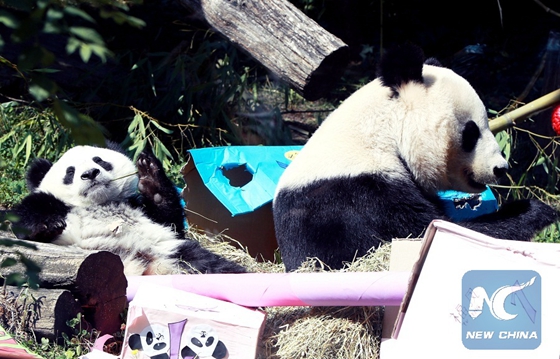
left=220, top=164, right=253, bottom=187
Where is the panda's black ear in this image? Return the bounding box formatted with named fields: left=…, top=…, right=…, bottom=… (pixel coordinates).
left=105, top=140, right=127, bottom=155
left=377, top=43, right=425, bottom=92
left=26, top=158, right=53, bottom=191
left=424, top=57, right=443, bottom=67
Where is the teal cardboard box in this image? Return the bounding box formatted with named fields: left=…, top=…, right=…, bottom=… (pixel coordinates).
left=181, top=146, right=302, bottom=261
left=438, top=186, right=498, bottom=221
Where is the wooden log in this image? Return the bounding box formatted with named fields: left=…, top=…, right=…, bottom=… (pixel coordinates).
left=2, top=286, right=82, bottom=342
left=0, top=240, right=127, bottom=335
left=179, top=0, right=350, bottom=100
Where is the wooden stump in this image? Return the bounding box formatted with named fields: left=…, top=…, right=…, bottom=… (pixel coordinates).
left=0, top=240, right=127, bottom=336
left=179, top=0, right=350, bottom=100
left=2, top=286, right=82, bottom=342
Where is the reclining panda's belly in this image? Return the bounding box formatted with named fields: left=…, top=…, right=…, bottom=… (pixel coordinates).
left=53, top=202, right=181, bottom=275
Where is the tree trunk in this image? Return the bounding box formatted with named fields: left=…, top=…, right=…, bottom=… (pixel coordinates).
left=179, top=0, right=350, bottom=100
left=2, top=286, right=82, bottom=342
left=0, top=240, right=127, bottom=335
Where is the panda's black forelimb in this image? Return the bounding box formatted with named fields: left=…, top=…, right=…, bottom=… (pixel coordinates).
left=14, top=192, right=70, bottom=242
left=460, top=199, right=559, bottom=241
left=175, top=240, right=247, bottom=274
left=136, top=149, right=186, bottom=237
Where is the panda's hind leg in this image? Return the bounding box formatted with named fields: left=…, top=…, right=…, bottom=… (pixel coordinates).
left=174, top=240, right=247, bottom=274
left=137, top=149, right=186, bottom=236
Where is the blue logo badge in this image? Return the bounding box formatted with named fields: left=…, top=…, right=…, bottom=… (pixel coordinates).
left=462, top=270, right=541, bottom=350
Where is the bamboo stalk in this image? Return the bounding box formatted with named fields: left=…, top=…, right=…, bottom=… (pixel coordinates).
left=489, top=88, right=560, bottom=134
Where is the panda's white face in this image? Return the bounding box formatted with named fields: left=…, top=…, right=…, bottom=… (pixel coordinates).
left=397, top=64, right=508, bottom=193
left=430, top=65, right=508, bottom=193
left=38, top=146, right=138, bottom=207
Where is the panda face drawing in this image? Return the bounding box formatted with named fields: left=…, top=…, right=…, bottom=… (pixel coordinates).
left=181, top=324, right=228, bottom=359
left=128, top=324, right=170, bottom=359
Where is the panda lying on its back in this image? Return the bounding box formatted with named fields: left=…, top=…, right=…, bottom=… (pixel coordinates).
left=273, top=44, right=559, bottom=271
left=15, top=143, right=245, bottom=275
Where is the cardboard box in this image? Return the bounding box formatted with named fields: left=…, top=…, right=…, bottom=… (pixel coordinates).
left=438, top=186, right=498, bottom=221
left=121, top=283, right=266, bottom=359
left=381, top=220, right=560, bottom=358
left=181, top=146, right=302, bottom=261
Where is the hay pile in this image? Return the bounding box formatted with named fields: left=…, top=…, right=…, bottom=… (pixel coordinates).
left=195, top=229, right=392, bottom=359
left=0, top=228, right=392, bottom=358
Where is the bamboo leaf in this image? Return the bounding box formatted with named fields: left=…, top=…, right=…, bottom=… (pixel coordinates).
left=69, top=26, right=104, bottom=45
left=63, top=7, right=96, bottom=23
left=79, top=43, right=92, bottom=63
left=149, top=119, right=173, bottom=134
left=0, top=9, right=20, bottom=29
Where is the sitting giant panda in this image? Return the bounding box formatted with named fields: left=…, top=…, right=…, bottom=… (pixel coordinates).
left=15, top=143, right=245, bottom=275
left=273, top=44, right=559, bottom=271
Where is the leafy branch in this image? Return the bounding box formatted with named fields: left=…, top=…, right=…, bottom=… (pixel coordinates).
left=0, top=0, right=146, bottom=145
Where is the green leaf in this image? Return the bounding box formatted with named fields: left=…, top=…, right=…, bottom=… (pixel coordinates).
left=0, top=238, right=37, bottom=250
left=64, top=7, right=96, bottom=23
left=66, top=37, right=81, bottom=55
left=150, top=119, right=173, bottom=134
left=28, top=74, right=57, bottom=102
left=14, top=133, right=32, bottom=165
left=99, top=9, right=146, bottom=28
left=0, top=9, right=20, bottom=29
left=4, top=272, right=26, bottom=286
left=89, top=43, right=111, bottom=62
left=69, top=26, right=104, bottom=45
left=46, top=8, right=64, bottom=21
left=52, top=100, right=106, bottom=146
left=1, top=257, right=18, bottom=268
left=79, top=43, right=92, bottom=63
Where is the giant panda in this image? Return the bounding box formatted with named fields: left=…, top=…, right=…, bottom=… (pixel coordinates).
left=14, top=143, right=245, bottom=275
left=273, top=44, right=559, bottom=272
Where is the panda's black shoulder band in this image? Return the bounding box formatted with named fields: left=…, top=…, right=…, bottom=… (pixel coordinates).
left=377, top=43, right=425, bottom=91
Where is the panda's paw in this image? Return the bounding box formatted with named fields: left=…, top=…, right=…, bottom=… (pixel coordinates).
left=14, top=192, right=69, bottom=242
left=30, top=217, right=66, bottom=242
left=137, top=150, right=168, bottom=204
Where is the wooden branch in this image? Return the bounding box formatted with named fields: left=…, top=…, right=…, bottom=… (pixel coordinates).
left=532, top=0, right=560, bottom=18
left=0, top=241, right=127, bottom=335
left=2, top=286, right=82, bottom=342
left=179, top=0, right=350, bottom=100
left=490, top=88, right=560, bottom=134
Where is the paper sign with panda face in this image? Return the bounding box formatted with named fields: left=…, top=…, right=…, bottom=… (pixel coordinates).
left=181, top=324, right=228, bottom=359
left=128, top=324, right=171, bottom=359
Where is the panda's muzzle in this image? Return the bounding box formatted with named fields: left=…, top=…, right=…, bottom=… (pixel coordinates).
left=81, top=168, right=100, bottom=180
left=493, top=165, right=507, bottom=179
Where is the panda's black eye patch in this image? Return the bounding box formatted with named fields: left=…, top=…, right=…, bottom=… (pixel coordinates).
left=461, top=121, right=480, bottom=153
left=92, top=156, right=113, bottom=171
left=63, top=166, right=75, bottom=185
